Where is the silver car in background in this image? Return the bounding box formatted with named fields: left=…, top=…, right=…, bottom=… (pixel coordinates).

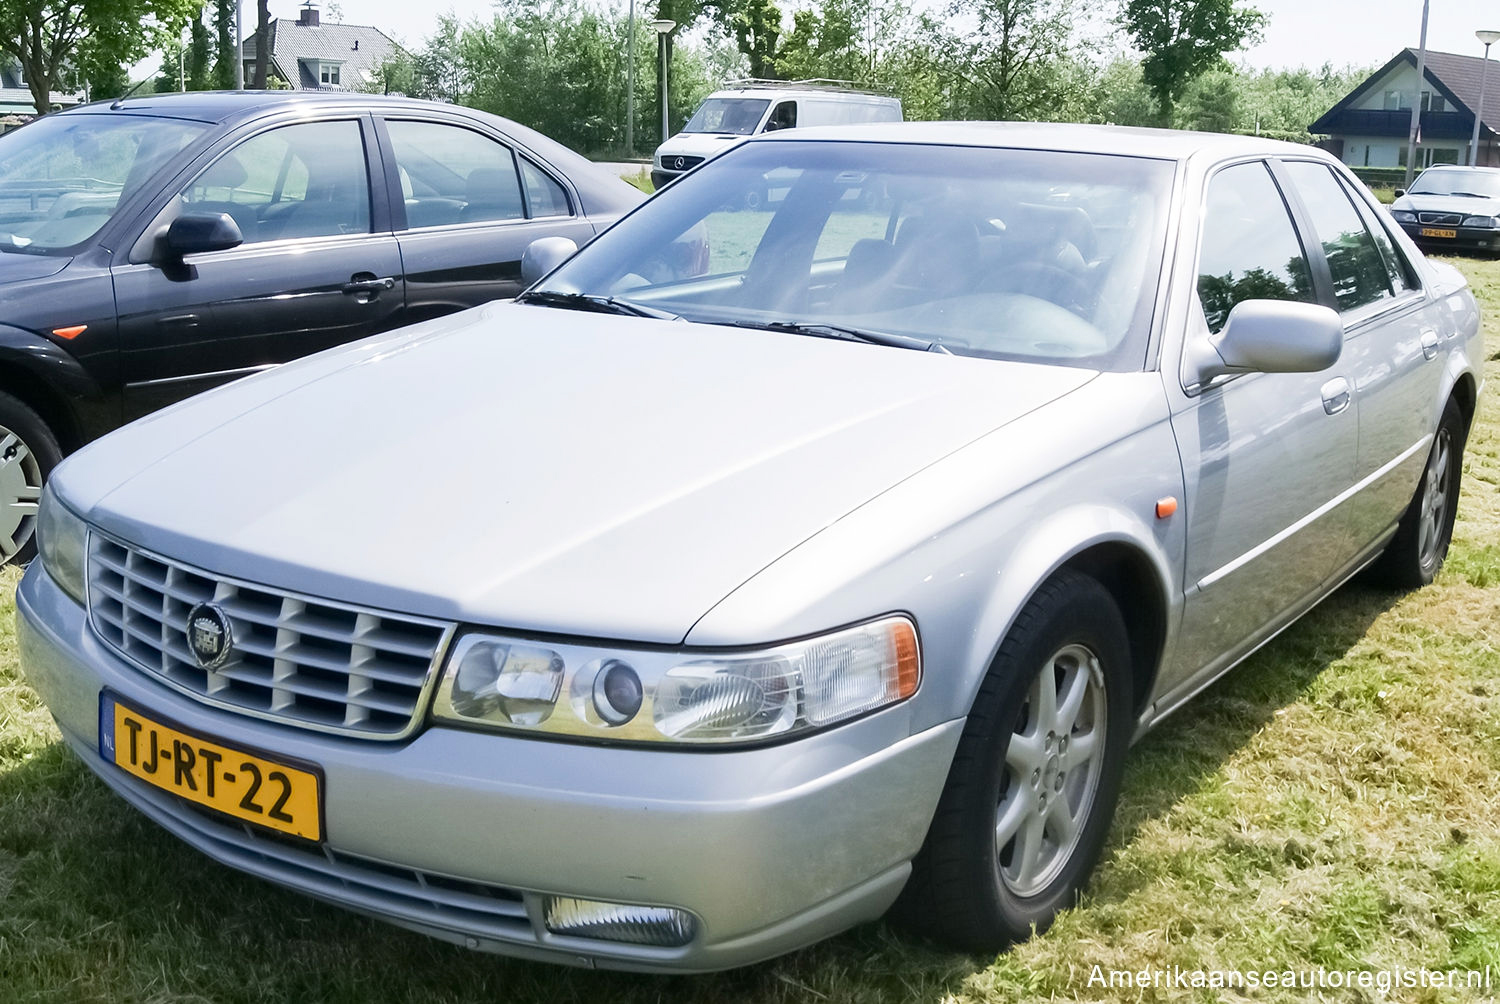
left=18, top=123, right=1482, bottom=971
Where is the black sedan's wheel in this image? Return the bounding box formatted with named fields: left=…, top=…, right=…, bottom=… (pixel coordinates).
left=1369, top=397, right=1464, bottom=589
left=0, top=391, right=61, bottom=567
left=898, top=570, right=1133, bottom=952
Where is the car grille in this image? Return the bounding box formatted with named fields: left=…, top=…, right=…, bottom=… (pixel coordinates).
left=1418, top=211, right=1464, bottom=225
left=664, top=155, right=704, bottom=172
left=94, top=760, right=535, bottom=943
left=87, top=534, right=453, bottom=739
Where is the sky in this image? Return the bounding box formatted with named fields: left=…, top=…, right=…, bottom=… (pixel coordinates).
left=200, top=0, right=1500, bottom=74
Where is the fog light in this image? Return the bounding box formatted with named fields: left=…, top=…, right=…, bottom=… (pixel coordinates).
left=543, top=896, right=696, bottom=946
left=593, top=660, right=643, bottom=725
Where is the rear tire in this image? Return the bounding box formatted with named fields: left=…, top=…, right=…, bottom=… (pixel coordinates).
left=0, top=391, right=61, bottom=567
left=896, top=570, right=1133, bottom=952
left=1368, top=397, right=1464, bottom=589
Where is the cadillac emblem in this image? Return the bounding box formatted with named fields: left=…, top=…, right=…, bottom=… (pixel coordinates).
left=186, top=603, right=233, bottom=669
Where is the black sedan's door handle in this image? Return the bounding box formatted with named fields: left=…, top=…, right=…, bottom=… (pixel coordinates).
left=343, top=273, right=397, bottom=296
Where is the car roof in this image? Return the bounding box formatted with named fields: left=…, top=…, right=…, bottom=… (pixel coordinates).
left=749, top=120, right=1331, bottom=162
left=56, top=90, right=480, bottom=126
left=708, top=88, right=897, bottom=102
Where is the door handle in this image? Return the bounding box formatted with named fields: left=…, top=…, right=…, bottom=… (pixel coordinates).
left=342, top=274, right=397, bottom=296
left=1320, top=377, right=1351, bottom=416
left=1420, top=329, right=1440, bottom=360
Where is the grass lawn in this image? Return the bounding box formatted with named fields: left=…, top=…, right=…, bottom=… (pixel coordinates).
left=4, top=259, right=1500, bottom=1002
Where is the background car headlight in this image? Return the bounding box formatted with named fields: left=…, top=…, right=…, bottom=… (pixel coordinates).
left=1462, top=215, right=1499, bottom=228
left=36, top=487, right=87, bottom=605
left=432, top=615, right=920, bottom=745
left=1391, top=210, right=1417, bottom=223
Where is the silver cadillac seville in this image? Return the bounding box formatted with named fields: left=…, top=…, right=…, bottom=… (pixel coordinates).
left=17, top=123, right=1483, bottom=971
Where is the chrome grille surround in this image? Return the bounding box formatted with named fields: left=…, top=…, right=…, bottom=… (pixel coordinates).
left=87, top=532, right=454, bottom=739
left=1418, top=211, right=1463, bottom=225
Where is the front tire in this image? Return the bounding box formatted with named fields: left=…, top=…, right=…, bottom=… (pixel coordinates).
left=897, top=570, right=1133, bottom=952
left=1368, top=397, right=1464, bottom=589
left=0, top=391, right=60, bottom=567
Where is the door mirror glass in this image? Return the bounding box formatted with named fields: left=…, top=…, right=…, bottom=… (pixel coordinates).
left=521, top=236, right=578, bottom=286
left=165, top=211, right=243, bottom=257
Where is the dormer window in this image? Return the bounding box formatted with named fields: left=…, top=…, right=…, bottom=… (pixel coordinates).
left=319, top=62, right=341, bottom=86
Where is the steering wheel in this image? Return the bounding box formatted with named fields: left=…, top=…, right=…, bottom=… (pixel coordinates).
left=1006, top=262, right=1096, bottom=317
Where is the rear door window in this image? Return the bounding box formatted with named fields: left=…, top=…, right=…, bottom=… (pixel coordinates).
left=1282, top=161, right=1396, bottom=313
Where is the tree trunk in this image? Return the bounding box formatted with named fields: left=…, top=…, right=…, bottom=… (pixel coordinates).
left=24, top=54, right=50, bottom=116
left=252, top=0, right=269, bottom=87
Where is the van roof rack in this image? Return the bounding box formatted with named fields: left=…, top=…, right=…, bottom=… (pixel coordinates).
left=719, top=78, right=893, bottom=96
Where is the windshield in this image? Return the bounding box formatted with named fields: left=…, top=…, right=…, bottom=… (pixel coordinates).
left=682, top=98, right=771, bottom=135
left=0, top=113, right=208, bottom=253
left=536, top=141, right=1174, bottom=370
left=1409, top=168, right=1500, bottom=199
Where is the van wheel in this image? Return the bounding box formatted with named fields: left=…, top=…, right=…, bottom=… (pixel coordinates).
left=896, top=570, right=1132, bottom=951
left=1368, top=397, right=1464, bottom=589
left=0, top=391, right=60, bottom=566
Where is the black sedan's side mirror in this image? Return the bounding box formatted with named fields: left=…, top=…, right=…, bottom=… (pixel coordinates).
left=165, top=211, right=243, bottom=258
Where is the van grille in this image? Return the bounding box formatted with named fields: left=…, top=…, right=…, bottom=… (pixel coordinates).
left=87, top=535, right=452, bottom=739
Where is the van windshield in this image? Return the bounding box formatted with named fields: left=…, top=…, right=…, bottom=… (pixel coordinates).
left=682, top=98, right=771, bottom=135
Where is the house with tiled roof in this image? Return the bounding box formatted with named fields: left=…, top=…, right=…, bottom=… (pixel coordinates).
left=0, top=62, right=84, bottom=127
left=1311, top=49, right=1500, bottom=169
left=240, top=2, right=404, bottom=91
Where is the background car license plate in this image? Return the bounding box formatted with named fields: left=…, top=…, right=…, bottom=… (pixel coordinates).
left=99, top=695, right=322, bottom=840
left=1420, top=227, right=1457, bottom=239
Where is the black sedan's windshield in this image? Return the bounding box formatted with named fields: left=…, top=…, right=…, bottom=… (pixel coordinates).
left=0, top=113, right=207, bottom=253
left=1409, top=168, right=1500, bottom=199
left=535, top=140, right=1175, bottom=370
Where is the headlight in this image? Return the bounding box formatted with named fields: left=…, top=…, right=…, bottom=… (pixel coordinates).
left=36, top=487, right=87, bottom=604
left=1462, top=215, right=1499, bottom=228
left=432, top=615, right=920, bottom=745
left=1391, top=210, right=1417, bottom=223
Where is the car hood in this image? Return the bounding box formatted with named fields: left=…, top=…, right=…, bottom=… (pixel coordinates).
left=64, top=301, right=1096, bottom=643
left=0, top=251, right=70, bottom=284
left=1392, top=192, right=1500, bottom=215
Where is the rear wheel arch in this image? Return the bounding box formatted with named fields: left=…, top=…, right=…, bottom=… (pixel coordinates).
left=1449, top=372, right=1477, bottom=442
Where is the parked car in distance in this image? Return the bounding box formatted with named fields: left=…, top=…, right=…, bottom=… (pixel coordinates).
left=651, top=80, right=900, bottom=193
left=0, top=90, right=643, bottom=565
left=1389, top=164, right=1500, bottom=254
left=19, top=123, right=1481, bottom=972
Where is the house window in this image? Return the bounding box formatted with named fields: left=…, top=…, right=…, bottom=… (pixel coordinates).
left=1420, top=91, right=1446, bottom=113
left=1384, top=89, right=1403, bottom=110
left=320, top=62, right=341, bottom=86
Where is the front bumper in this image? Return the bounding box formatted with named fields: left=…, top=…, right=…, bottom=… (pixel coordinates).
left=17, top=563, right=961, bottom=972
left=1397, top=222, right=1500, bottom=253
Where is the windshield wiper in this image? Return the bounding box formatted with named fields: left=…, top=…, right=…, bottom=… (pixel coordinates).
left=1447, top=191, right=1495, bottom=199
left=516, top=289, right=680, bottom=320
left=724, top=319, right=950, bottom=353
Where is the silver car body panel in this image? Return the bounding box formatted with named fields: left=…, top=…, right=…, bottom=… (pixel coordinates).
left=18, top=123, right=1485, bottom=970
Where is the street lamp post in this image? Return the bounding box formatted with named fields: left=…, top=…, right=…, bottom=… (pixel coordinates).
left=1405, top=0, right=1430, bottom=190
left=1471, top=30, right=1500, bottom=166
left=651, top=19, right=676, bottom=146
left=625, top=0, right=636, bottom=156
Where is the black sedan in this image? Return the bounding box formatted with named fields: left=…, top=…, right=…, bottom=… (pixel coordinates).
left=1389, top=165, right=1500, bottom=255
left=0, top=91, right=643, bottom=564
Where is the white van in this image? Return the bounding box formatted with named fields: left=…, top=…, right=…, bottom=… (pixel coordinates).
left=652, top=81, right=902, bottom=191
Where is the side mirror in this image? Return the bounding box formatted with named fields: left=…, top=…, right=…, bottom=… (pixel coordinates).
left=165, top=211, right=243, bottom=257
left=521, top=236, right=578, bottom=287
left=1394, top=188, right=1406, bottom=198
left=1186, top=299, right=1343, bottom=387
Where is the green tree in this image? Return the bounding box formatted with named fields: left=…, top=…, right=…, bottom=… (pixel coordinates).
left=1118, top=0, right=1265, bottom=122
left=211, top=0, right=234, bottom=87
left=1177, top=67, right=1237, bottom=131
left=943, top=0, right=1082, bottom=121
left=0, top=0, right=198, bottom=113
left=186, top=10, right=211, bottom=89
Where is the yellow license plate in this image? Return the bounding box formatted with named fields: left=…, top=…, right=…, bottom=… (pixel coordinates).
left=1420, top=227, right=1457, bottom=238
left=101, top=695, right=322, bottom=841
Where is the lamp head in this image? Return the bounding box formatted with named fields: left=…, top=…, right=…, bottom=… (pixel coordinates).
left=650, top=18, right=676, bottom=33
left=1478, top=29, right=1500, bottom=47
